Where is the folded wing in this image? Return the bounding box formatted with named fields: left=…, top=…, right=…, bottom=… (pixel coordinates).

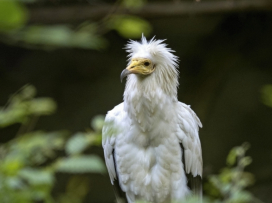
left=102, top=103, right=128, bottom=203
left=176, top=102, right=203, bottom=198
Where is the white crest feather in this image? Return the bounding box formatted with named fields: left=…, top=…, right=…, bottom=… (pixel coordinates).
left=125, top=35, right=179, bottom=99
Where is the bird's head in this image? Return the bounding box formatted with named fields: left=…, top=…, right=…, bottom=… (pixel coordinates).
left=120, top=35, right=179, bottom=84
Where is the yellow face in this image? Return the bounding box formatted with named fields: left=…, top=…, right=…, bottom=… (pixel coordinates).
left=126, top=58, right=155, bottom=75
left=120, top=58, right=156, bottom=82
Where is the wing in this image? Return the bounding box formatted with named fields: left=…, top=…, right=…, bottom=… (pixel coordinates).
left=176, top=102, right=203, bottom=198
left=102, top=103, right=128, bottom=203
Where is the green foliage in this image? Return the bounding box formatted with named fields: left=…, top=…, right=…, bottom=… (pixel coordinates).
left=0, top=85, right=56, bottom=128
left=204, top=143, right=261, bottom=203
left=110, top=15, right=152, bottom=39
left=0, top=0, right=152, bottom=49
left=0, top=85, right=105, bottom=203
left=55, top=155, right=105, bottom=173
left=0, top=0, right=28, bottom=32
left=91, top=115, right=105, bottom=132
left=0, top=0, right=106, bottom=49
left=19, top=168, right=54, bottom=185
left=12, top=24, right=107, bottom=50
left=261, top=84, right=272, bottom=108
left=65, top=133, right=90, bottom=155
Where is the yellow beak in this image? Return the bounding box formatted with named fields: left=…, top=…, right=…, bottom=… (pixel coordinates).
left=120, top=58, right=155, bottom=82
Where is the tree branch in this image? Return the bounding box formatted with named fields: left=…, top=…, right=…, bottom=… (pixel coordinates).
left=29, top=0, right=272, bottom=24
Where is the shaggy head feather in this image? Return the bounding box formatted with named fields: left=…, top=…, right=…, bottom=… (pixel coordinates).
left=124, top=35, right=180, bottom=99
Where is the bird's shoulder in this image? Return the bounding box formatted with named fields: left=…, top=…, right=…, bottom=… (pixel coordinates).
left=102, top=103, right=125, bottom=145
left=106, top=103, right=125, bottom=119
left=103, top=103, right=124, bottom=129
left=177, top=102, right=202, bottom=128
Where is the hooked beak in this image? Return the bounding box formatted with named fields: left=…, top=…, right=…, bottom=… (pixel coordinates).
left=120, top=58, right=155, bottom=83
left=120, top=69, right=131, bottom=82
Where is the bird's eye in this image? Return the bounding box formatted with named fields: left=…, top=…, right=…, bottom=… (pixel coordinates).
left=144, top=62, right=150, bottom=66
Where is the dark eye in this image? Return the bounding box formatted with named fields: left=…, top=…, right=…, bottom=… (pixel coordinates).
left=144, top=62, right=150, bottom=66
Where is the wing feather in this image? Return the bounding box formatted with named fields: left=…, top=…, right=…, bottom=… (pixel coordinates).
left=102, top=103, right=124, bottom=184
left=102, top=103, right=128, bottom=203
left=177, top=102, right=202, bottom=177
left=177, top=102, right=203, bottom=198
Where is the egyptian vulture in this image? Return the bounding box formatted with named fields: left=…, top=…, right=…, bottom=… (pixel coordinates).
left=102, top=36, right=203, bottom=203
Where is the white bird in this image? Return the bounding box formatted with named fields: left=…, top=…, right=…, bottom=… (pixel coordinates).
left=102, top=36, right=203, bottom=203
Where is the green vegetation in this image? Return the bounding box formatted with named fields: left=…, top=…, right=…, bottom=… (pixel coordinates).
left=0, top=0, right=151, bottom=50
left=261, top=84, right=272, bottom=108
left=0, top=85, right=105, bottom=203
left=203, top=143, right=261, bottom=203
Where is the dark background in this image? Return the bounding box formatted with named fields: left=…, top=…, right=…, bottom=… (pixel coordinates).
left=1, top=2, right=272, bottom=202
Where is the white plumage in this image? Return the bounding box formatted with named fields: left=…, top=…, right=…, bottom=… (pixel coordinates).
left=102, top=36, right=202, bottom=203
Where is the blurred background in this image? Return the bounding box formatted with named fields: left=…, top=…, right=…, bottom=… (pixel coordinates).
left=0, top=0, right=272, bottom=203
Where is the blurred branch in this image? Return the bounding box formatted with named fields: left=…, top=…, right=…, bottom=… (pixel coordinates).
left=29, top=0, right=272, bottom=24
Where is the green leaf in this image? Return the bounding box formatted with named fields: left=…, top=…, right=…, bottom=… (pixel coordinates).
left=28, top=98, right=57, bottom=115
left=110, top=15, right=152, bottom=39
left=65, top=133, right=89, bottom=155
left=56, top=155, right=106, bottom=173
left=19, top=168, right=54, bottom=185
left=9, top=131, right=66, bottom=165
left=0, top=1, right=28, bottom=31
left=1, top=157, right=24, bottom=176
left=72, top=31, right=107, bottom=49
left=239, top=172, right=255, bottom=187
left=20, top=84, right=36, bottom=99
left=0, top=106, right=28, bottom=127
left=15, top=25, right=107, bottom=50
left=6, top=177, right=25, bottom=189
left=91, top=115, right=105, bottom=132
left=229, top=190, right=254, bottom=202
left=261, top=84, right=272, bottom=107
left=226, top=148, right=237, bottom=166
left=240, top=156, right=252, bottom=167
left=0, top=85, right=56, bottom=127
left=23, top=25, right=72, bottom=47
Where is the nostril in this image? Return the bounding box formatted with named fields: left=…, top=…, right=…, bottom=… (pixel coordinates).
left=130, top=66, right=135, bottom=69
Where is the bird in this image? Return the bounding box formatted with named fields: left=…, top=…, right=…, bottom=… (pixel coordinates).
left=102, top=35, right=203, bottom=203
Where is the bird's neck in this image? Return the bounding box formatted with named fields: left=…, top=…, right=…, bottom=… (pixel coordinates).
left=123, top=72, right=178, bottom=132
left=124, top=66, right=178, bottom=103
